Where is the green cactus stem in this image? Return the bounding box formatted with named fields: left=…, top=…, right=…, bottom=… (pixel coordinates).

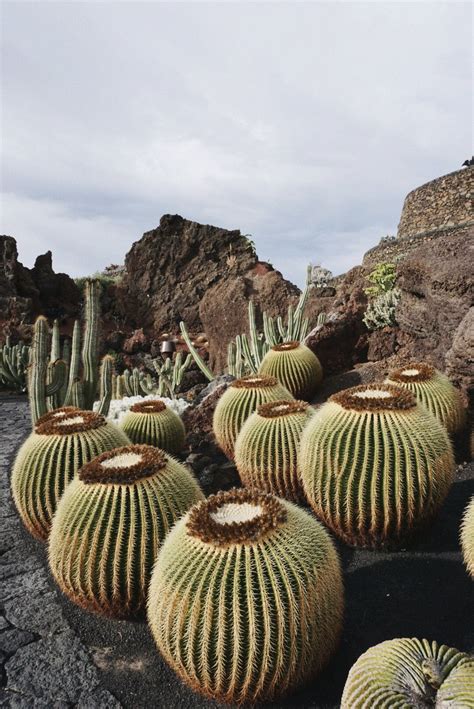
left=0, top=337, right=30, bottom=391
left=461, top=496, right=474, bottom=578
left=258, top=340, right=323, bottom=401
left=179, top=321, right=214, bottom=382
left=299, top=383, right=455, bottom=548
left=341, top=638, right=474, bottom=708
left=49, top=444, right=204, bottom=618
left=81, top=279, right=101, bottom=409
left=96, top=355, right=114, bottom=417
left=63, top=320, right=82, bottom=406
left=120, top=400, right=186, bottom=453
left=28, top=316, right=67, bottom=425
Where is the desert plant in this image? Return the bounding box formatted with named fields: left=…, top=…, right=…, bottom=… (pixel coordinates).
left=213, top=375, right=294, bottom=459
left=341, top=638, right=474, bottom=708
left=147, top=487, right=343, bottom=705
left=364, top=262, right=397, bottom=297
left=386, top=362, right=466, bottom=435
left=310, top=264, right=333, bottom=288
left=0, top=337, right=30, bottom=391
left=11, top=408, right=129, bottom=541
left=258, top=340, right=323, bottom=400
left=299, top=383, right=455, bottom=548
left=461, top=496, right=474, bottom=578
left=363, top=287, right=401, bottom=330
left=234, top=399, right=313, bottom=502
left=49, top=444, right=204, bottom=618
left=115, top=353, right=193, bottom=401
left=120, top=399, right=186, bottom=453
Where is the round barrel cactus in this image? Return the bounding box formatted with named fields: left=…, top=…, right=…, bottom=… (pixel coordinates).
left=386, top=362, right=466, bottom=434
left=148, top=487, right=343, bottom=704
left=120, top=399, right=186, bottom=453
left=234, top=399, right=313, bottom=502
left=461, top=496, right=474, bottom=578
left=258, top=341, right=323, bottom=400
left=213, top=375, right=293, bottom=459
left=341, top=638, right=474, bottom=708
left=49, top=444, right=204, bottom=618
left=299, top=383, right=455, bottom=548
left=11, top=408, right=129, bottom=541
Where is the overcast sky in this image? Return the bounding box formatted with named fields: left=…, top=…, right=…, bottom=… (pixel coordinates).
left=1, top=1, right=472, bottom=287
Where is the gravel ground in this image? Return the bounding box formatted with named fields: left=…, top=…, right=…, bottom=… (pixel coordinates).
left=1, top=395, right=473, bottom=708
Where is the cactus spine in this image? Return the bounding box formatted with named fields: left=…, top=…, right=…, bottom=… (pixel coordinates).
left=341, top=638, right=474, bottom=708
left=386, top=362, right=466, bottom=434
left=258, top=341, right=323, bottom=400
left=120, top=400, right=186, bottom=453
left=147, top=488, right=343, bottom=704
left=299, top=383, right=455, bottom=548
left=461, top=496, right=474, bottom=578
left=49, top=445, right=204, bottom=618
left=11, top=408, right=129, bottom=541
left=235, top=399, right=313, bottom=502
left=213, top=375, right=294, bottom=459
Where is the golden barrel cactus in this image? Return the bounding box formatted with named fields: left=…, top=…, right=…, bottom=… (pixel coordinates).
left=49, top=444, right=204, bottom=618
left=213, top=375, right=293, bottom=459
left=11, top=408, right=129, bottom=541
left=386, top=362, right=466, bottom=434
left=299, top=383, right=455, bottom=548
left=120, top=399, right=185, bottom=453
left=461, top=496, right=474, bottom=578
left=258, top=341, right=323, bottom=400
left=341, top=638, right=474, bottom=708
left=147, top=487, right=343, bottom=704
left=234, top=399, right=313, bottom=501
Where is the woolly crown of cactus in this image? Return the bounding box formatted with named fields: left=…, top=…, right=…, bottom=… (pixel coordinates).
left=386, top=362, right=466, bottom=434
left=258, top=340, right=323, bottom=400
left=49, top=444, right=204, bottom=619
left=234, top=399, right=313, bottom=501
left=147, top=487, right=343, bottom=704
left=213, top=375, right=294, bottom=459
left=341, top=638, right=474, bottom=708
left=461, top=496, right=474, bottom=578
left=299, top=382, right=455, bottom=548
left=120, top=398, right=186, bottom=453
left=11, top=408, right=129, bottom=541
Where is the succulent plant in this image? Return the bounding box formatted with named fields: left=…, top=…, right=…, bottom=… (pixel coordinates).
left=461, top=496, right=474, bottom=578
left=299, top=383, right=455, bottom=548
left=234, top=399, right=313, bottom=502
left=11, top=408, right=129, bottom=541
left=386, top=362, right=466, bottom=434
left=120, top=399, right=186, bottom=453
left=0, top=337, right=30, bottom=391
left=258, top=341, right=323, bottom=400
left=147, top=487, right=343, bottom=704
left=49, top=444, right=204, bottom=619
left=213, top=375, right=294, bottom=459
left=341, top=638, right=474, bottom=708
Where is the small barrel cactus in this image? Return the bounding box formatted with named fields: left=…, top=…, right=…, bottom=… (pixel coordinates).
left=234, top=399, right=313, bottom=502
left=386, top=362, right=466, bottom=434
left=213, top=375, right=293, bottom=459
left=49, top=444, right=204, bottom=618
left=341, top=638, right=474, bottom=708
left=11, top=408, right=129, bottom=541
left=120, top=399, right=186, bottom=453
left=461, top=496, right=474, bottom=578
left=258, top=341, right=322, bottom=400
left=299, top=383, right=455, bottom=548
left=147, top=487, right=343, bottom=704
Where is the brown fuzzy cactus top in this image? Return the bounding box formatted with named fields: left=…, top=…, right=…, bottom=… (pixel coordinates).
left=257, top=399, right=309, bottom=418
left=231, top=375, right=279, bottom=389
left=271, top=341, right=300, bottom=351
left=79, top=444, right=167, bottom=485
left=35, top=409, right=106, bottom=436
left=388, top=362, right=436, bottom=383
left=130, top=400, right=167, bottom=414
left=331, top=383, right=416, bottom=413
left=35, top=406, right=81, bottom=429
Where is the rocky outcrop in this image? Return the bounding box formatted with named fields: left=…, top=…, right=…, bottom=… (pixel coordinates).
left=445, top=307, right=474, bottom=396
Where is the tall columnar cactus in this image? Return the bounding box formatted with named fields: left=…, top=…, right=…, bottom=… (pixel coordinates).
left=299, top=383, right=455, bottom=548
left=234, top=399, right=313, bottom=502
left=341, top=638, right=474, bottom=708
left=49, top=445, right=204, bottom=618
left=0, top=337, right=30, bottom=391
left=28, top=316, right=67, bottom=425
left=258, top=341, right=323, bottom=401
left=11, top=408, right=129, bottom=541
left=81, top=279, right=101, bottom=409
left=147, top=488, right=343, bottom=704
left=386, top=362, right=466, bottom=435
left=213, top=375, right=294, bottom=459
left=461, top=496, right=474, bottom=578
left=120, top=400, right=186, bottom=453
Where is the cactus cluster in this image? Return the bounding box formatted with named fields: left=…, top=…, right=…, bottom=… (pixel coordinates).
left=461, top=496, right=474, bottom=578
left=213, top=375, right=294, bottom=459
left=235, top=399, right=313, bottom=501
left=11, top=408, right=129, bottom=541
left=114, top=352, right=192, bottom=401
left=258, top=340, right=323, bottom=400
left=386, top=362, right=466, bottom=434
left=341, top=638, right=474, bottom=708
left=49, top=444, right=204, bottom=618
left=120, top=399, right=185, bottom=453
left=0, top=337, right=30, bottom=391
left=147, top=487, right=343, bottom=704
left=299, top=383, right=455, bottom=548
